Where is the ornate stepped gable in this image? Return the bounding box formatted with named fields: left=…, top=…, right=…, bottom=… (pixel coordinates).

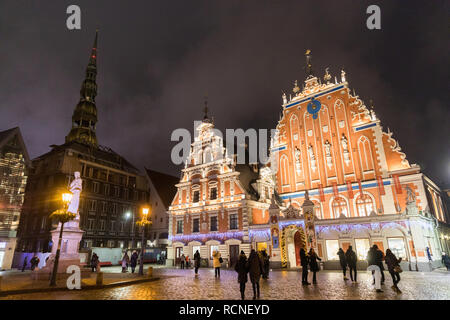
left=272, top=51, right=415, bottom=196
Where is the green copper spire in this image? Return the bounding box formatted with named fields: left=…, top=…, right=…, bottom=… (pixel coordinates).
left=65, top=30, right=99, bottom=147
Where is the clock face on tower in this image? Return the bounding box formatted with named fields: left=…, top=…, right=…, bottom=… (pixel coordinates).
left=307, top=97, right=322, bottom=119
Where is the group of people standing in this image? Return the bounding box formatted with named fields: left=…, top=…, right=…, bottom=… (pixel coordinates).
left=299, top=248, right=322, bottom=284
left=21, top=255, right=40, bottom=272
left=121, top=251, right=139, bottom=273
left=234, top=249, right=270, bottom=300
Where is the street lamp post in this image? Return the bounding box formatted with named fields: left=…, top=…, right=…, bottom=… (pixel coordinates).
left=49, top=192, right=74, bottom=287
left=137, top=206, right=151, bottom=276
left=125, top=211, right=135, bottom=248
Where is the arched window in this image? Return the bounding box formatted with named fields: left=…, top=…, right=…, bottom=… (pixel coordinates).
left=358, top=136, right=374, bottom=171
left=332, top=197, right=348, bottom=218
left=356, top=194, right=374, bottom=216
left=313, top=200, right=323, bottom=219
left=203, top=147, right=212, bottom=163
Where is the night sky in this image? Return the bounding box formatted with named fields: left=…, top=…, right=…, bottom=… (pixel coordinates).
left=0, top=1, right=449, bottom=187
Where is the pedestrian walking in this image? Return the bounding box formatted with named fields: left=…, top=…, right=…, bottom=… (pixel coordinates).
left=194, top=250, right=201, bottom=276
left=426, top=246, right=433, bottom=262
left=121, top=252, right=130, bottom=273
left=22, top=256, right=28, bottom=272
left=212, top=250, right=222, bottom=278
left=30, top=255, right=40, bottom=271
left=337, top=248, right=348, bottom=280
left=345, top=245, right=358, bottom=282
left=91, top=253, right=99, bottom=272
left=300, top=247, right=310, bottom=285
left=180, top=254, right=185, bottom=269
left=130, top=251, right=138, bottom=273
left=308, top=248, right=321, bottom=284
left=261, top=249, right=270, bottom=279
left=385, top=249, right=403, bottom=294
left=248, top=249, right=263, bottom=299
left=234, top=250, right=249, bottom=300
left=367, top=245, right=383, bottom=292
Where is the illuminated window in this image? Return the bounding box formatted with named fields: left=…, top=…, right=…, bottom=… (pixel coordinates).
left=257, top=242, right=268, bottom=252
left=356, top=194, right=374, bottom=216
left=387, top=238, right=407, bottom=260
left=326, top=240, right=339, bottom=260
left=332, top=197, right=348, bottom=218
left=355, top=238, right=370, bottom=260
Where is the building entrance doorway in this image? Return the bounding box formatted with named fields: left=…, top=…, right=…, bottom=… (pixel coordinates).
left=229, top=245, right=239, bottom=268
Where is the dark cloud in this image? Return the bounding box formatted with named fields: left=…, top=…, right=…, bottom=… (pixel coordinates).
left=0, top=0, right=449, bottom=186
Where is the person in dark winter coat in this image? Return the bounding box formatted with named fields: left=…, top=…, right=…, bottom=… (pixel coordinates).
left=91, top=253, right=99, bottom=272
left=234, top=250, right=249, bottom=300
left=30, top=255, right=40, bottom=271
left=337, top=248, right=348, bottom=280
left=345, top=246, right=358, bottom=282
left=180, top=254, right=185, bottom=269
left=299, top=247, right=310, bottom=285
left=367, top=245, right=384, bottom=292
left=21, top=256, right=28, bottom=272
left=308, top=248, right=322, bottom=284
left=442, top=254, right=450, bottom=271
left=194, top=250, right=201, bottom=275
left=247, top=249, right=264, bottom=299
left=261, top=249, right=270, bottom=279
left=385, top=249, right=402, bottom=293
left=130, top=251, right=138, bottom=273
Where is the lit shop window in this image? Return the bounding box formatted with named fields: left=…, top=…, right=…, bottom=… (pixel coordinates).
left=257, top=242, right=268, bottom=252
left=387, top=238, right=407, bottom=260
left=210, top=245, right=219, bottom=260
left=0, top=242, right=6, bottom=249
left=355, top=238, right=371, bottom=260
left=356, top=194, right=374, bottom=216
left=332, top=197, right=348, bottom=218
left=326, top=240, right=339, bottom=260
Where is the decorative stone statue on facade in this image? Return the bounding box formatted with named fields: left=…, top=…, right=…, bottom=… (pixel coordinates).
left=324, top=140, right=333, bottom=169
left=294, top=147, right=302, bottom=175
left=341, top=134, right=350, bottom=166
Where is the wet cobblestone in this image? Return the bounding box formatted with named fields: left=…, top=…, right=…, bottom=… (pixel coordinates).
left=2, top=268, right=449, bottom=300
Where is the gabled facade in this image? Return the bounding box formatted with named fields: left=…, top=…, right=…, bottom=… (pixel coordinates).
left=0, top=127, right=30, bottom=269
left=257, top=52, right=449, bottom=271
left=167, top=109, right=276, bottom=267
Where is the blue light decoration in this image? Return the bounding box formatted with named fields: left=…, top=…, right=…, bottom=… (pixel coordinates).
left=169, top=231, right=244, bottom=244
left=307, top=97, right=321, bottom=119
left=279, top=220, right=305, bottom=229
left=249, top=228, right=271, bottom=241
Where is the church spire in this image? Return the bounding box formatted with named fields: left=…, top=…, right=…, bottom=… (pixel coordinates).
left=65, top=30, right=99, bottom=147
left=202, top=95, right=212, bottom=123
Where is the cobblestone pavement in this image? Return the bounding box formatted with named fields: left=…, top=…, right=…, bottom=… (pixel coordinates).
left=2, top=268, right=449, bottom=300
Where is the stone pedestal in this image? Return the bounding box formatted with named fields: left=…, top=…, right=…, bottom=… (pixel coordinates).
left=33, top=219, right=87, bottom=280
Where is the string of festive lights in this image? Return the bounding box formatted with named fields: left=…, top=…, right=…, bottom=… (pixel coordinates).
left=248, top=228, right=271, bottom=241
left=169, top=231, right=244, bottom=244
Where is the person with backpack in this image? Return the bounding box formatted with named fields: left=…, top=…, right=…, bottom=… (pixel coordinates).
left=234, top=250, right=249, bottom=300
left=337, top=248, right=348, bottom=280
left=299, top=247, right=310, bottom=285
left=385, top=249, right=402, bottom=294
left=308, top=248, right=321, bottom=284
left=345, top=246, right=358, bottom=282
left=212, top=250, right=222, bottom=278
left=248, top=249, right=264, bottom=299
